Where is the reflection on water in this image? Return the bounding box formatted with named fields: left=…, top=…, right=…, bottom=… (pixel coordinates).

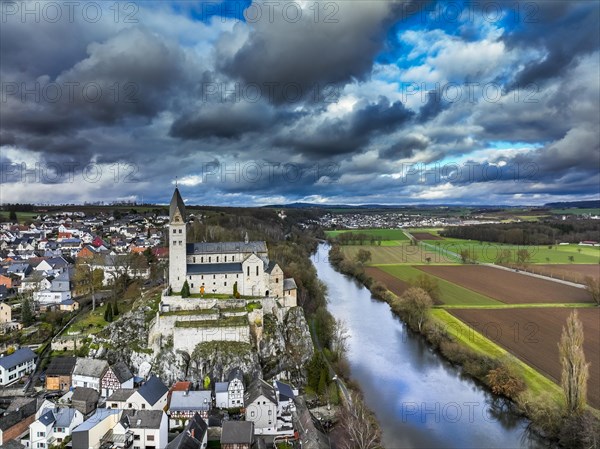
left=312, top=244, right=550, bottom=449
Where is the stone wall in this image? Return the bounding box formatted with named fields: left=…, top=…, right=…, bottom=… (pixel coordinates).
left=172, top=325, right=250, bottom=353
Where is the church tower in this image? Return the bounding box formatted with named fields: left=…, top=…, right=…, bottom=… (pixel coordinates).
left=168, top=187, right=187, bottom=293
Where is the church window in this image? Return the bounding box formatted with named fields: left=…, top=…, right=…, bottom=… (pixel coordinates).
left=216, top=256, right=219, bottom=262
left=172, top=229, right=176, bottom=234
left=179, top=229, right=182, bottom=233
left=247, top=266, right=250, bottom=276
left=201, top=257, right=204, bottom=263
left=213, top=275, right=215, bottom=279
left=276, top=278, right=279, bottom=283
left=209, top=257, right=211, bottom=263
left=256, top=266, right=259, bottom=276
left=191, top=283, right=194, bottom=288
left=224, top=282, right=227, bottom=287
left=201, top=275, right=204, bottom=280
left=193, top=257, right=196, bottom=263
left=224, top=256, right=227, bottom=262
left=225, top=274, right=227, bottom=279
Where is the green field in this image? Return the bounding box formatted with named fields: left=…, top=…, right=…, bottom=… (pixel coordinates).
left=550, top=208, right=600, bottom=216
left=326, top=228, right=409, bottom=241
left=418, top=238, right=600, bottom=264
left=0, top=211, right=39, bottom=222
left=377, top=265, right=502, bottom=306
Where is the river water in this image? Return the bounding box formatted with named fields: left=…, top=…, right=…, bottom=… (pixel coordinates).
left=312, top=243, right=550, bottom=449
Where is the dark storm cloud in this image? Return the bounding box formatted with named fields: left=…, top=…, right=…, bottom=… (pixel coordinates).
left=275, top=97, right=414, bottom=157
left=379, top=135, right=428, bottom=159
left=504, top=1, right=600, bottom=88
left=217, top=1, right=407, bottom=103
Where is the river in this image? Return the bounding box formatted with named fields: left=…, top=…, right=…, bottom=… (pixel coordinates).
left=312, top=243, right=550, bottom=449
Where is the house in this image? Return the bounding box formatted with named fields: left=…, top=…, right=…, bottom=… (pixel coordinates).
left=0, top=347, right=36, bottom=386
left=112, top=409, right=168, bottom=449
left=71, top=387, right=100, bottom=416
left=0, top=274, right=13, bottom=288
left=72, top=358, right=108, bottom=392
left=6, top=263, right=31, bottom=280
left=34, top=270, right=72, bottom=305
left=166, top=413, right=208, bottom=449
left=59, top=298, right=79, bottom=312
left=101, top=361, right=134, bottom=398
left=107, top=376, right=168, bottom=411
left=106, top=388, right=136, bottom=410
left=274, top=381, right=297, bottom=414
left=227, top=368, right=245, bottom=409
left=0, top=398, right=39, bottom=445
left=45, top=357, right=77, bottom=391
left=244, top=378, right=277, bottom=433
left=28, top=407, right=84, bottom=449
left=215, top=382, right=229, bottom=409
left=71, top=408, right=122, bottom=449
left=167, top=390, right=212, bottom=427
left=131, top=375, right=169, bottom=411
left=0, top=302, right=11, bottom=323
left=220, top=421, right=254, bottom=449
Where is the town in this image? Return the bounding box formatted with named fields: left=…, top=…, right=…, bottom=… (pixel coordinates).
left=0, top=191, right=330, bottom=449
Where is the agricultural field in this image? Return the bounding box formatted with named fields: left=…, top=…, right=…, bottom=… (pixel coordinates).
left=375, top=265, right=502, bottom=306
left=448, top=307, right=600, bottom=408
left=524, top=264, right=600, bottom=283
left=0, top=211, right=39, bottom=222
left=411, top=232, right=443, bottom=240
left=341, top=242, right=457, bottom=265
left=417, top=265, right=593, bottom=304
left=418, top=238, right=600, bottom=264
left=364, top=267, right=411, bottom=299
left=326, top=228, right=409, bottom=241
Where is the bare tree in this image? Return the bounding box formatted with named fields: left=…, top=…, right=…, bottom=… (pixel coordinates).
left=331, top=318, right=349, bottom=360
left=584, top=276, right=600, bottom=306
left=558, top=310, right=589, bottom=414
left=399, top=287, right=433, bottom=332
left=338, top=393, right=381, bottom=449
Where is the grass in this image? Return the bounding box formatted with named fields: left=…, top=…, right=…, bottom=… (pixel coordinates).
left=439, top=302, right=597, bottom=309
left=67, top=303, right=111, bottom=334
left=0, top=211, right=39, bottom=222
left=325, top=228, right=409, bottom=241
left=430, top=309, right=564, bottom=402
left=418, top=238, right=600, bottom=264
left=174, top=315, right=248, bottom=328
left=161, top=308, right=218, bottom=316
left=378, top=264, right=502, bottom=306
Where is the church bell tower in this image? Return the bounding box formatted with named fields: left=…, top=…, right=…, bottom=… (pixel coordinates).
left=168, top=187, right=187, bottom=293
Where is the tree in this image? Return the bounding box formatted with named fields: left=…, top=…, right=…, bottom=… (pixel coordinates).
left=559, top=310, right=589, bottom=415
left=203, top=374, right=211, bottom=390
left=584, top=276, right=600, bottom=305
left=516, top=249, right=532, bottom=265
left=338, top=393, right=381, bottom=449
left=459, top=248, right=477, bottom=264
left=410, top=274, right=440, bottom=303
left=233, top=281, right=238, bottom=297
left=104, top=303, right=113, bottom=322
left=399, top=287, right=433, bottom=331
left=318, top=369, right=328, bottom=396
left=9, top=210, right=17, bottom=221
left=331, top=319, right=349, bottom=360
left=355, top=249, right=372, bottom=265
left=486, top=363, right=525, bottom=398
left=21, top=296, right=34, bottom=326
left=181, top=280, right=190, bottom=298
left=112, top=300, right=119, bottom=316
left=568, top=255, right=575, bottom=262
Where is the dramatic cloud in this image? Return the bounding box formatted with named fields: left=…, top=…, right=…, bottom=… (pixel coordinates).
left=0, top=0, right=598, bottom=205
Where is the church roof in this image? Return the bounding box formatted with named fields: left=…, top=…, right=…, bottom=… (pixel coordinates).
left=187, top=263, right=243, bottom=274
left=186, top=241, right=267, bottom=255
left=170, top=188, right=186, bottom=221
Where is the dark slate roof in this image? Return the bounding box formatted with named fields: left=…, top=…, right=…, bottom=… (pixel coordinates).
left=265, top=260, right=278, bottom=274
left=38, top=409, right=56, bottom=426
left=110, top=361, right=133, bottom=383
left=166, top=413, right=208, bottom=449
left=138, top=375, right=168, bottom=406
left=186, top=263, right=242, bottom=275
left=221, top=421, right=254, bottom=444
left=227, top=367, right=244, bottom=383
left=187, top=241, right=267, bottom=255
left=106, top=388, right=135, bottom=402
left=215, top=382, right=228, bottom=393
left=276, top=381, right=295, bottom=401
left=72, top=387, right=100, bottom=403
left=0, top=398, right=37, bottom=431
left=244, top=378, right=277, bottom=406
left=45, top=357, right=77, bottom=376
left=1, top=440, right=26, bottom=449
left=170, top=188, right=186, bottom=221
left=0, top=347, right=36, bottom=370
left=283, top=278, right=297, bottom=291
left=121, top=409, right=164, bottom=429
left=73, top=358, right=108, bottom=378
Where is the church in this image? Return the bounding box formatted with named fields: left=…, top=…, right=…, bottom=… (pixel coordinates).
left=167, top=187, right=297, bottom=304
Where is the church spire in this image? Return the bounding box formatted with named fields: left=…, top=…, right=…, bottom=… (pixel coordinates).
left=244, top=232, right=249, bottom=244
left=169, top=187, right=186, bottom=222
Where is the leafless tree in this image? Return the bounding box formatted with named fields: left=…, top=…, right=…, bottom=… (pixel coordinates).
left=584, top=276, right=600, bottom=306
left=559, top=310, right=589, bottom=414
left=338, top=393, right=381, bottom=449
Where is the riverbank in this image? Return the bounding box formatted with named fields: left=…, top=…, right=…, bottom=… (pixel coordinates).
left=327, top=243, right=599, bottom=449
